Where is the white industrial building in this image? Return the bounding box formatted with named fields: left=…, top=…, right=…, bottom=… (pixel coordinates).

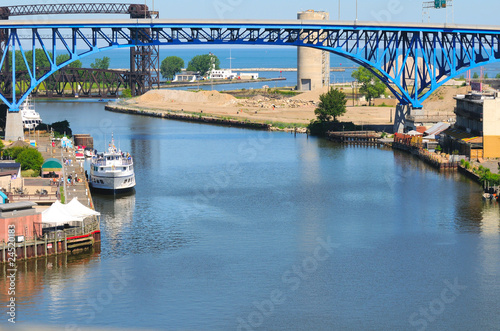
left=210, top=69, right=237, bottom=80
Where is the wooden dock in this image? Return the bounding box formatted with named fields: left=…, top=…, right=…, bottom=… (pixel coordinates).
left=0, top=218, right=100, bottom=263
left=393, top=137, right=460, bottom=171
left=326, top=131, right=383, bottom=146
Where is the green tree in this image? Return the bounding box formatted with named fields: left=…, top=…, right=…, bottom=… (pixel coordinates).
left=473, top=72, right=479, bottom=79
left=496, top=73, right=500, bottom=79
left=4, top=146, right=29, bottom=159
left=187, top=54, right=220, bottom=76
left=351, top=67, right=387, bottom=104
left=484, top=73, right=489, bottom=79
left=51, top=120, right=72, bottom=137
left=161, top=56, right=184, bottom=80
left=314, top=88, right=347, bottom=122
left=16, top=148, right=44, bottom=172
left=56, top=54, right=82, bottom=68
left=8, top=49, right=52, bottom=71
left=121, top=89, right=132, bottom=98
left=90, top=56, right=110, bottom=70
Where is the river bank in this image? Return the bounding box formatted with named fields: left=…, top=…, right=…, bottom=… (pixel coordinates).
left=108, top=88, right=395, bottom=130
left=105, top=104, right=277, bottom=130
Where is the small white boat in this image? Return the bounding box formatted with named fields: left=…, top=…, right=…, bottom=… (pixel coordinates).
left=75, top=148, right=85, bottom=160
left=20, top=96, right=42, bottom=130
left=89, top=135, right=135, bottom=193
left=84, top=148, right=95, bottom=158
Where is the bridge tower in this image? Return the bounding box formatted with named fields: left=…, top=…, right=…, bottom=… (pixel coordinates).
left=297, top=10, right=330, bottom=91
left=128, top=4, right=160, bottom=97
left=0, top=3, right=161, bottom=140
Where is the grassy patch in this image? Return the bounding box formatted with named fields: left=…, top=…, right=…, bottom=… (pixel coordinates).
left=265, top=121, right=307, bottom=129
left=60, top=186, right=65, bottom=204
left=21, top=169, right=38, bottom=178
left=270, top=89, right=300, bottom=97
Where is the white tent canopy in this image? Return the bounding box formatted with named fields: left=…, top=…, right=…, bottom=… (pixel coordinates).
left=42, top=201, right=78, bottom=226
left=41, top=199, right=100, bottom=226
left=67, top=198, right=100, bottom=219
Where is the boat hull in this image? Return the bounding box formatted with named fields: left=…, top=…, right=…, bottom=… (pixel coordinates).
left=90, top=185, right=136, bottom=195
left=89, top=173, right=136, bottom=192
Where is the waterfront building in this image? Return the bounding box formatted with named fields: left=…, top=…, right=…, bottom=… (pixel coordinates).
left=173, top=71, right=202, bottom=82
left=441, top=92, right=500, bottom=159
left=210, top=69, right=237, bottom=80
left=0, top=161, right=21, bottom=180
left=239, top=72, right=259, bottom=80
left=0, top=202, right=41, bottom=243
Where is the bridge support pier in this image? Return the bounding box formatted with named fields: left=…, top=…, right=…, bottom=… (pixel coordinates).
left=5, top=111, right=24, bottom=141
left=394, top=104, right=412, bottom=133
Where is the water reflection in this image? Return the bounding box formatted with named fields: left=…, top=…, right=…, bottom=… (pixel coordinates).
left=480, top=202, right=500, bottom=234
left=6, top=101, right=500, bottom=330
left=0, top=248, right=100, bottom=317
left=94, top=192, right=136, bottom=257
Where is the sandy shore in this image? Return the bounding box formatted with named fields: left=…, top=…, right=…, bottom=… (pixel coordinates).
left=115, top=85, right=464, bottom=127
left=118, top=88, right=394, bottom=126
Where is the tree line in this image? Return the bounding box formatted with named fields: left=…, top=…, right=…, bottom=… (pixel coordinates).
left=160, top=54, right=221, bottom=80
left=5, top=50, right=110, bottom=72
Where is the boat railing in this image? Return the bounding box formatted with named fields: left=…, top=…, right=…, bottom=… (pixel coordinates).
left=39, top=216, right=100, bottom=240
left=92, top=158, right=133, bottom=167
left=9, top=193, right=59, bottom=203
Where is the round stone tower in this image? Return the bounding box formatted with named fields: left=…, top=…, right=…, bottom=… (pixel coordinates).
left=297, top=10, right=330, bottom=91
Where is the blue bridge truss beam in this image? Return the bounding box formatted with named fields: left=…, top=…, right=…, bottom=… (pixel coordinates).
left=2, top=20, right=500, bottom=110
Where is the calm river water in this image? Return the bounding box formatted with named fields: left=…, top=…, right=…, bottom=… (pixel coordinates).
left=2, top=100, right=500, bottom=330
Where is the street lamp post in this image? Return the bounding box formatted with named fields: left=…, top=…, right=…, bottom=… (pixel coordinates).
left=351, top=82, right=355, bottom=106
left=356, top=0, right=358, bottom=21
left=209, top=52, right=215, bottom=91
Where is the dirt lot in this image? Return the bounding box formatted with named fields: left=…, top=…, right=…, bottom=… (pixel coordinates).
left=123, top=84, right=466, bottom=126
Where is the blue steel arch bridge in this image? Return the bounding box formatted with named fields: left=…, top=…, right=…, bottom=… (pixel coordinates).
left=0, top=3, right=161, bottom=100
left=1, top=6, right=500, bottom=137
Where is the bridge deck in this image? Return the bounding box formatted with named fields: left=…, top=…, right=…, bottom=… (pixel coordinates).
left=1, top=19, right=499, bottom=32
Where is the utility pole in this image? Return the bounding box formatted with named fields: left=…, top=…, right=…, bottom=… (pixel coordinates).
left=355, top=0, right=358, bottom=21
left=352, top=81, right=355, bottom=106
left=338, top=0, right=341, bottom=20
left=209, top=52, right=215, bottom=91
left=227, top=49, right=235, bottom=71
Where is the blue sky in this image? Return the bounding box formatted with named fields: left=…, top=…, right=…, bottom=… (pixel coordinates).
left=4, top=0, right=500, bottom=26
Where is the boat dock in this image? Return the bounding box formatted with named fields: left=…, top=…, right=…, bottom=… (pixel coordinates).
left=393, top=133, right=460, bottom=171
left=0, top=133, right=100, bottom=264
left=326, top=131, right=384, bottom=146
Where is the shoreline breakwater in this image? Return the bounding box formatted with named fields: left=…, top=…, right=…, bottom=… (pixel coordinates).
left=105, top=104, right=309, bottom=133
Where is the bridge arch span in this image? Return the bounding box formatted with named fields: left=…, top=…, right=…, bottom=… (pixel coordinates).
left=2, top=20, right=500, bottom=111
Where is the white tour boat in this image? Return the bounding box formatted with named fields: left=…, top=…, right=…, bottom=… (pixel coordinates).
left=20, top=96, right=42, bottom=130
left=89, top=136, right=136, bottom=192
